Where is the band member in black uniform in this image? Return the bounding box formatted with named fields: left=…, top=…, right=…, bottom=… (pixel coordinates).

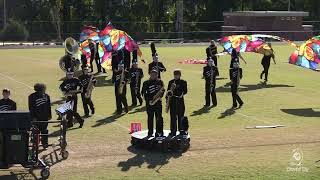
left=0, top=88, right=16, bottom=111
left=28, top=83, right=52, bottom=149
left=129, top=62, right=144, bottom=106
left=81, top=54, right=87, bottom=70
left=167, top=69, right=188, bottom=136
left=60, top=71, right=84, bottom=128
left=88, top=39, right=96, bottom=73
left=260, top=43, right=276, bottom=82
left=95, top=42, right=106, bottom=73
left=206, top=40, right=219, bottom=68
left=230, top=48, right=247, bottom=68
left=112, top=62, right=129, bottom=114
left=148, top=43, right=166, bottom=79
left=230, top=62, right=244, bottom=109
left=141, top=69, right=165, bottom=137
left=63, top=54, right=76, bottom=72
left=123, top=49, right=131, bottom=70
left=203, top=58, right=219, bottom=107
left=79, top=67, right=96, bottom=117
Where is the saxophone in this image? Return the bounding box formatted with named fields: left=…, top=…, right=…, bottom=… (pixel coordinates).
left=85, top=75, right=94, bottom=98
left=165, top=81, right=176, bottom=113
left=135, top=70, right=140, bottom=94
left=209, top=67, right=214, bottom=92
left=118, top=69, right=126, bottom=95
left=149, top=86, right=165, bottom=106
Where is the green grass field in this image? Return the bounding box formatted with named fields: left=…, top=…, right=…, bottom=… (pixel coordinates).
left=0, top=45, right=319, bottom=180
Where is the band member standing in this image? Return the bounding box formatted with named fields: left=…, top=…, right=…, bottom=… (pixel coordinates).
left=230, top=48, right=247, bottom=68
left=88, top=39, right=96, bottom=73
left=129, top=62, right=144, bottom=106
left=148, top=43, right=166, bottom=79
left=60, top=71, right=84, bottom=128
left=62, top=54, right=76, bottom=72
left=79, top=67, right=96, bottom=117
left=0, top=89, right=16, bottom=111
left=230, top=62, right=244, bottom=109
left=112, top=62, right=129, bottom=114
left=28, top=83, right=52, bottom=149
left=206, top=40, right=219, bottom=68
left=260, top=43, right=276, bottom=82
left=95, top=42, right=106, bottom=73
left=203, top=58, right=219, bottom=107
left=167, top=69, right=188, bottom=136
left=141, top=69, right=165, bottom=137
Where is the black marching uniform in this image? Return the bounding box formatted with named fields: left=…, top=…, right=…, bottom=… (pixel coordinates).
left=129, top=67, right=144, bottom=106
left=260, top=54, right=274, bottom=82
left=59, top=78, right=84, bottom=127
left=95, top=43, right=106, bottom=73
left=167, top=79, right=188, bottom=135
left=206, top=45, right=218, bottom=67
left=141, top=79, right=164, bottom=136
left=79, top=74, right=96, bottom=116
left=0, top=99, right=16, bottom=111
left=89, top=42, right=96, bottom=72
left=63, top=55, right=75, bottom=72
left=28, top=92, right=52, bottom=146
left=148, top=62, right=166, bottom=79
left=229, top=66, right=243, bottom=108
left=203, top=65, right=219, bottom=107
left=112, top=69, right=129, bottom=114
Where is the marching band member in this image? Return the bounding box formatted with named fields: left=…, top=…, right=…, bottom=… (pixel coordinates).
left=112, top=62, right=129, bottom=114
left=95, top=42, right=106, bottom=73
left=88, top=39, right=96, bottom=73
left=260, top=43, right=276, bottom=82
left=79, top=67, right=96, bottom=117
left=230, top=48, right=246, bottom=68
left=148, top=43, right=166, bottom=79
left=230, top=61, right=244, bottom=109
left=59, top=71, right=84, bottom=128
left=0, top=88, right=16, bottom=111
left=129, top=61, right=144, bottom=106
left=166, top=69, right=188, bottom=136
left=206, top=40, right=219, bottom=68
left=141, top=69, right=165, bottom=137
left=28, top=83, right=52, bottom=149
left=203, top=58, right=219, bottom=107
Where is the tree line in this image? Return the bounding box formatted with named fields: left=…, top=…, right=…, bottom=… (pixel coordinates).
left=0, top=0, right=319, bottom=41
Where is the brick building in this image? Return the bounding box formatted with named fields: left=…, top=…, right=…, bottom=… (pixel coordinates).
left=222, top=11, right=312, bottom=40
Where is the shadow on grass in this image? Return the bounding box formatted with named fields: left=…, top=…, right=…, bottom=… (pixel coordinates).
left=281, top=108, right=320, bottom=117
left=128, top=106, right=146, bottom=114
left=91, top=113, right=125, bottom=127
left=48, top=126, right=79, bottom=138
left=190, top=106, right=214, bottom=117
left=216, top=83, right=294, bottom=93
left=117, top=146, right=182, bottom=173
left=95, top=76, right=113, bottom=87
left=218, top=108, right=236, bottom=119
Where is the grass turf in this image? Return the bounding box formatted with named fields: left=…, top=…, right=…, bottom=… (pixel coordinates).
left=0, top=45, right=319, bottom=180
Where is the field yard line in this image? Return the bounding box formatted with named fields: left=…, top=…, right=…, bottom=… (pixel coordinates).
left=0, top=72, right=129, bottom=132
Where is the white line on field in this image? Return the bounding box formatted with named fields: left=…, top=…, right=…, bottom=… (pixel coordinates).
left=0, top=72, right=129, bottom=132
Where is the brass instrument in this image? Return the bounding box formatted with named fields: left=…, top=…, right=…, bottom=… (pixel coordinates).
left=209, top=67, right=214, bottom=92
left=85, top=75, right=95, bottom=98
left=118, top=69, right=126, bottom=95
left=135, top=70, right=140, bottom=94
left=149, top=86, right=165, bottom=106
left=165, top=81, right=176, bottom=113
left=59, top=37, right=81, bottom=71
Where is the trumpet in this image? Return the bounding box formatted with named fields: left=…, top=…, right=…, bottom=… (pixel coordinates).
left=149, top=86, right=165, bottom=106
left=165, top=82, right=176, bottom=113
left=85, top=75, right=95, bottom=98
